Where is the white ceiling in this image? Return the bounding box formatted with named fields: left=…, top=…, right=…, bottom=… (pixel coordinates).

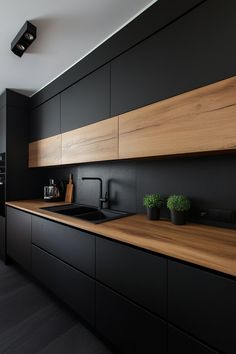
left=0, top=0, right=157, bottom=97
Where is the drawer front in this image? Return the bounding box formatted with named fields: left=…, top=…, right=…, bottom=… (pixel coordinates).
left=168, top=325, right=219, bottom=354
left=96, top=282, right=167, bottom=354
left=32, top=215, right=95, bottom=277
left=32, top=245, right=95, bottom=326
left=96, top=236, right=167, bottom=317
left=7, top=207, right=31, bottom=272
left=168, top=260, right=236, bottom=354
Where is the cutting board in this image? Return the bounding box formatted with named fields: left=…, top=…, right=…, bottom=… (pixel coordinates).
left=65, top=174, right=74, bottom=203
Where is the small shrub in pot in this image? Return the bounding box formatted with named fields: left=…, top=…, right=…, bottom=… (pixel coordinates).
left=143, top=193, right=164, bottom=220
left=167, top=195, right=190, bottom=225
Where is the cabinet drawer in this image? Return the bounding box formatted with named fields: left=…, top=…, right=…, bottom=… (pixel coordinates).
left=32, top=216, right=95, bottom=277
left=32, top=245, right=95, bottom=326
left=96, top=282, right=167, bottom=354
left=168, top=260, right=236, bottom=354
left=168, top=325, right=218, bottom=354
left=7, top=207, right=31, bottom=272
left=96, top=237, right=167, bottom=317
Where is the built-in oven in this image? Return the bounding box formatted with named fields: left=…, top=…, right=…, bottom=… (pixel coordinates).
left=0, top=153, right=5, bottom=217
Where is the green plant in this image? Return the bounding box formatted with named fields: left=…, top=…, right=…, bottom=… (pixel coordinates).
left=167, top=195, right=190, bottom=212
left=143, top=193, right=164, bottom=209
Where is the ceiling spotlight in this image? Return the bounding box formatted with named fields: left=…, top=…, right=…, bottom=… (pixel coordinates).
left=11, top=21, right=37, bottom=57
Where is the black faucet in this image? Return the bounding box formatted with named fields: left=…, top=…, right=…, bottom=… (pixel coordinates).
left=81, top=177, right=108, bottom=209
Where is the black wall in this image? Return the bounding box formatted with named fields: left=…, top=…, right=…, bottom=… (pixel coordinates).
left=33, top=0, right=236, bottom=229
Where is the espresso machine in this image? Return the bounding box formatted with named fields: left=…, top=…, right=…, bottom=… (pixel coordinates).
left=44, top=179, right=61, bottom=202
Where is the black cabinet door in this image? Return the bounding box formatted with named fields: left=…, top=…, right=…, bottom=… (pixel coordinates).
left=168, top=325, right=219, bottom=354
left=168, top=260, right=236, bottom=354
left=96, top=282, right=167, bottom=354
left=32, top=245, right=95, bottom=326
left=61, top=64, right=110, bottom=133
left=29, top=95, right=60, bottom=142
left=0, top=106, right=6, bottom=153
left=0, top=216, right=5, bottom=260
left=6, top=207, right=31, bottom=272
left=111, top=0, right=236, bottom=115
left=96, top=236, right=167, bottom=317
left=32, top=215, right=95, bottom=277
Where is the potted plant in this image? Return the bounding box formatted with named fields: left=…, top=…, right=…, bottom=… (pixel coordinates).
left=143, top=193, right=164, bottom=220
left=167, top=195, right=190, bottom=225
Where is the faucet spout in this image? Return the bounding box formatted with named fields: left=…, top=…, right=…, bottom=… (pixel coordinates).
left=81, top=177, right=108, bottom=209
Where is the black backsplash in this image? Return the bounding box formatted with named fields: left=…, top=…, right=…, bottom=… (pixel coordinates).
left=40, top=152, right=236, bottom=229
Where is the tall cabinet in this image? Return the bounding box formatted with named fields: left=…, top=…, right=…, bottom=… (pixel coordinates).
left=0, top=90, right=30, bottom=261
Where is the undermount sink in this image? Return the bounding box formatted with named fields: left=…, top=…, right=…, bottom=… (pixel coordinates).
left=41, top=203, right=132, bottom=224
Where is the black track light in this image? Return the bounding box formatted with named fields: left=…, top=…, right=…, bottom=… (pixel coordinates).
left=11, top=21, right=37, bottom=57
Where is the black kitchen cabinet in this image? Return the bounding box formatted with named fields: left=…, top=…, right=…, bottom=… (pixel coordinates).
left=168, top=260, right=236, bottom=354
left=61, top=64, right=110, bottom=133
left=0, top=106, right=6, bottom=153
left=0, top=216, right=5, bottom=261
left=111, top=0, right=236, bottom=115
left=168, top=325, right=219, bottom=354
left=6, top=207, right=31, bottom=272
left=96, top=282, right=167, bottom=354
left=96, top=236, right=167, bottom=317
left=29, top=95, right=60, bottom=142
left=32, top=245, right=95, bottom=326
left=32, top=215, right=95, bottom=277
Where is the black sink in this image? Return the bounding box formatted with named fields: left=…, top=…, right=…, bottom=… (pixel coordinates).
left=41, top=204, right=133, bottom=224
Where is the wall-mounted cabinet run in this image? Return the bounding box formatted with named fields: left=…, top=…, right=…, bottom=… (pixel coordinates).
left=28, top=76, right=236, bottom=167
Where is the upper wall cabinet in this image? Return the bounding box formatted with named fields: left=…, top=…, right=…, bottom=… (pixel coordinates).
left=29, top=95, right=60, bottom=142
left=119, top=76, right=236, bottom=159
left=62, top=116, right=118, bottom=164
left=111, top=0, right=236, bottom=116
left=61, top=64, right=110, bottom=133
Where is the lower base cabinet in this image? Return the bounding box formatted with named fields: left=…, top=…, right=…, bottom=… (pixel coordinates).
left=96, top=282, right=167, bottom=354
left=32, top=245, right=95, bottom=326
left=7, top=207, right=31, bottom=272
left=168, top=326, right=218, bottom=354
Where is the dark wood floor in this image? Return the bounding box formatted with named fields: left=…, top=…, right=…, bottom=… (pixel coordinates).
left=0, top=259, right=112, bottom=354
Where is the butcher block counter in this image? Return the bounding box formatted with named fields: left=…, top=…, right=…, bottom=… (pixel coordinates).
left=6, top=199, right=236, bottom=277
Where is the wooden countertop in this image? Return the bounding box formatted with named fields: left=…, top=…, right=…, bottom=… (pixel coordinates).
left=6, top=200, right=236, bottom=277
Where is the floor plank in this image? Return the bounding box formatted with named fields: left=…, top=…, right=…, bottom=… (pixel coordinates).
left=0, top=260, right=112, bottom=354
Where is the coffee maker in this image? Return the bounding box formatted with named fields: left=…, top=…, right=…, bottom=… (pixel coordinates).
left=44, top=179, right=61, bottom=201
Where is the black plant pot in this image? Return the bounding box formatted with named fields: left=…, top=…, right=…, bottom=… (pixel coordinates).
left=147, top=207, right=160, bottom=220
left=170, top=210, right=186, bottom=225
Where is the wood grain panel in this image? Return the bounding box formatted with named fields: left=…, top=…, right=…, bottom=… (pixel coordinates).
left=119, top=76, right=236, bottom=159
left=6, top=200, right=236, bottom=277
left=62, top=116, right=118, bottom=164
left=29, top=135, right=61, bottom=167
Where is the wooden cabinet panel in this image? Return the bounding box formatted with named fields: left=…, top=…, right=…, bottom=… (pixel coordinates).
left=62, top=116, right=118, bottom=164
left=28, top=134, right=61, bottom=167
left=96, top=282, right=167, bottom=354
left=29, top=95, right=60, bottom=142
left=168, top=326, right=218, bottom=354
left=32, top=215, right=95, bottom=277
left=61, top=64, right=110, bottom=133
left=7, top=207, right=31, bottom=272
left=119, top=76, right=236, bottom=159
left=32, top=245, right=95, bottom=326
left=96, top=236, right=167, bottom=317
left=168, top=260, right=236, bottom=354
